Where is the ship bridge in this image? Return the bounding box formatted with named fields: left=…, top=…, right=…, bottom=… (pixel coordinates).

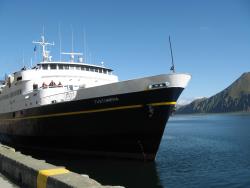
left=36, top=62, right=113, bottom=75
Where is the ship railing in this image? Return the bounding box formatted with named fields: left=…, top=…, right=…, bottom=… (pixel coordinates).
left=40, top=90, right=77, bottom=104
left=22, top=86, right=80, bottom=105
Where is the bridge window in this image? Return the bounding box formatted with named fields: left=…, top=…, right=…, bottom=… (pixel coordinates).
left=50, top=64, right=57, bottom=70
left=59, top=65, right=63, bottom=70
left=42, top=64, right=48, bottom=70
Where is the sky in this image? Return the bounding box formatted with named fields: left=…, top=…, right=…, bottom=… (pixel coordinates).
left=0, top=0, right=249, bottom=103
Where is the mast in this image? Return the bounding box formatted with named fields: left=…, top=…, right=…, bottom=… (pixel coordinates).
left=58, top=23, right=62, bottom=61
left=32, top=36, right=54, bottom=62
left=83, top=29, right=87, bottom=64
left=168, top=36, right=175, bottom=73
left=71, top=25, right=74, bottom=53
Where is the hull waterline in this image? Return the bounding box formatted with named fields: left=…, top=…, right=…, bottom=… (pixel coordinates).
left=0, top=87, right=183, bottom=161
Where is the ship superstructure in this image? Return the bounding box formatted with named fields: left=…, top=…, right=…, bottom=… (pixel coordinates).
left=0, top=36, right=118, bottom=113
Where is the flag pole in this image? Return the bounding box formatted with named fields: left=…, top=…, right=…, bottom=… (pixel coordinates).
left=34, top=45, right=37, bottom=63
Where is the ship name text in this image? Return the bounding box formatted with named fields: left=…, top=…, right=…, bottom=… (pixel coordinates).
left=94, top=97, right=119, bottom=104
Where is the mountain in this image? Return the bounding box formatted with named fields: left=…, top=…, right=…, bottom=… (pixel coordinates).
left=177, top=72, right=250, bottom=114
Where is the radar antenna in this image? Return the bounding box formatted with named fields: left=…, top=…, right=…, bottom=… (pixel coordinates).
left=32, top=36, right=54, bottom=62
left=61, top=52, right=83, bottom=62
left=61, top=26, right=83, bottom=63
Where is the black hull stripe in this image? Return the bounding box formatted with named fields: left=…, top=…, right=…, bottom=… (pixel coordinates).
left=2, top=101, right=176, bottom=121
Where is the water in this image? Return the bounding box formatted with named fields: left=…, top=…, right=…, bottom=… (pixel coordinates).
left=1, top=113, right=250, bottom=187
left=157, top=113, right=250, bottom=188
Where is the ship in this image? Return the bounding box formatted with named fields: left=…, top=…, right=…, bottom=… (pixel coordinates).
left=0, top=35, right=191, bottom=161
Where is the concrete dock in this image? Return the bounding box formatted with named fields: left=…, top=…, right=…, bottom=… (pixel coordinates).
left=0, top=144, right=124, bottom=188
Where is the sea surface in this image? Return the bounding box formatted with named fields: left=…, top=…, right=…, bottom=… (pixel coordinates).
left=1, top=113, right=250, bottom=188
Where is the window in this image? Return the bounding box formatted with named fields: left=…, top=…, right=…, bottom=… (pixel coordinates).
left=64, top=65, right=69, bottom=70
left=59, top=65, right=63, bottom=70
left=50, top=64, right=57, bottom=70
left=76, top=66, right=80, bottom=70
left=42, top=64, right=48, bottom=70
left=17, top=76, right=22, bottom=81
left=70, top=65, right=74, bottom=70
left=33, top=84, right=38, bottom=90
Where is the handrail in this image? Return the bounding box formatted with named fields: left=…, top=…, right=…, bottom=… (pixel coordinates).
left=23, top=87, right=79, bottom=98
left=40, top=90, right=77, bottom=100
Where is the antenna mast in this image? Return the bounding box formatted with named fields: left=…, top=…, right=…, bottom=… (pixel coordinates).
left=71, top=25, right=74, bottom=53
left=32, top=36, right=54, bottom=62
left=82, top=28, right=87, bottom=64
left=61, top=25, right=83, bottom=62
left=83, top=29, right=87, bottom=64
left=42, top=25, right=45, bottom=36
left=58, top=23, right=62, bottom=61
left=22, top=51, right=24, bottom=68
left=169, top=35, right=175, bottom=73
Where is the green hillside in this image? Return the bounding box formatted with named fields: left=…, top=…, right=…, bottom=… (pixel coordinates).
left=177, top=72, right=250, bottom=114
